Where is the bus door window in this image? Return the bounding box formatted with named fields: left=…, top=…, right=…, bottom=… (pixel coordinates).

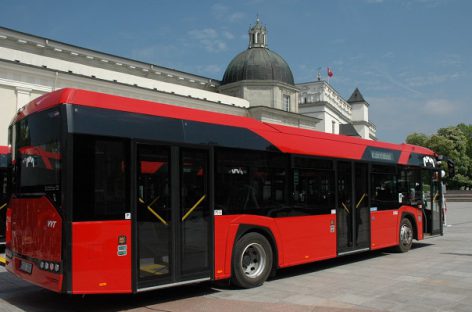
left=180, top=149, right=210, bottom=275
left=421, top=170, right=432, bottom=233
left=337, top=162, right=353, bottom=249
left=431, top=171, right=441, bottom=233
left=136, top=145, right=171, bottom=279
left=354, top=163, right=369, bottom=249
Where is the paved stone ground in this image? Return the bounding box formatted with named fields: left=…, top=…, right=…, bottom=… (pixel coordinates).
left=1, top=202, right=471, bottom=312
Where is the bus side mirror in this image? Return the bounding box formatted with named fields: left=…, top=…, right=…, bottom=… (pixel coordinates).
left=447, top=159, right=455, bottom=178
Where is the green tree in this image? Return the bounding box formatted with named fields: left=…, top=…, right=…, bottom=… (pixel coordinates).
left=405, top=132, right=429, bottom=147
left=405, top=124, right=472, bottom=189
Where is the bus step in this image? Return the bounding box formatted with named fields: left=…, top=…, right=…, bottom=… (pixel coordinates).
left=0, top=256, right=6, bottom=266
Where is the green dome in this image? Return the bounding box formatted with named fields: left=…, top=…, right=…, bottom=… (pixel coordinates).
left=222, top=47, right=295, bottom=85
left=222, top=18, right=295, bottom=86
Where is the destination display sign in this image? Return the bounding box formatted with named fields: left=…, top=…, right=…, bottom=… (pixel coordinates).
left=362, top=147, right=401, bottom=163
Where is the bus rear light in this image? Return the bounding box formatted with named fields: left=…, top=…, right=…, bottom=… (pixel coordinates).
left=38, top=260, right=61, bottom=273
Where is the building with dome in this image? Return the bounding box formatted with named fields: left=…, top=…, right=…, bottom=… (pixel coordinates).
left=219, top=18, right=376, bottom=140
left=0, top=19, right=375, bottom=146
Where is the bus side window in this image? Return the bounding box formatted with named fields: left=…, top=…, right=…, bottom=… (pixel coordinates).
left=397, top=168, right=422, bottom=206
left=73, top=135, right=130, bottom=221
left=371, top=165, right=398, bottom=210
left=215, top=148, right=287, bottom=216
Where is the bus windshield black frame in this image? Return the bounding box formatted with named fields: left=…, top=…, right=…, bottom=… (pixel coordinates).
left=12, top=107, right=62, bottom=206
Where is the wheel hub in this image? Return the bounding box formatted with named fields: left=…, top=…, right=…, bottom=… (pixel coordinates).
left=400, top=224, right=413, bottom=246
left=240, top=243, right=266, bottom=278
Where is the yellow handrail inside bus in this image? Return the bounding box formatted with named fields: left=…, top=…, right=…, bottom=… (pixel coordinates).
left=182, top=195, right=206, bottom=222
left=341, top=202, right=350, bottom=214
left=148, top=195, right=160, bottom=208
left=139, top=197, right=168, bottom=226
left=0, top=203, right=6, bottom=211
left=356, top=193, right=367, bottom=209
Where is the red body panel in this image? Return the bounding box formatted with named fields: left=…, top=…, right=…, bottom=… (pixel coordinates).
left=9, top=197, right=62, bottom=261
left=400, top=206, right=424, bottom=241
left=6, top=197, right=63, bottom=292
left=214, top=214, right=337, bottom=280
left=371, top=206, right=423, bottom=250
left=371, top=210, right=399, bottom=250
left=71, top=221, right=131, bottom=294
left=275, top=215, right=336, bottom=267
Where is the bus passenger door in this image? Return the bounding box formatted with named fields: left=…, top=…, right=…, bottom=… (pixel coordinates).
left=422, top=170, right=442, bottom=236
left=136, top=144, right=211, bottom=290
left=337, top=162, right=370, bottom=255
left=136, top=144, right=172, bottom=287
left=180, top=149, right=211, bottom=278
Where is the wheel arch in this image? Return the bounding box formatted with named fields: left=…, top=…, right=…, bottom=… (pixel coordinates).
left=234, top=224, right=279, bottom=272
left=401, top=212, right=418, bottom=240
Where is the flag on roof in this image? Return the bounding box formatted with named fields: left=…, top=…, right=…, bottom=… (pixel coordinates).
left=327, top=67, right=333, bottom=77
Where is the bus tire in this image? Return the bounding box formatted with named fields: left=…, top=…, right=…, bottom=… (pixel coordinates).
left=231, top=232, right=273, bottom=288
left=396, top=218, right=413, bottom=253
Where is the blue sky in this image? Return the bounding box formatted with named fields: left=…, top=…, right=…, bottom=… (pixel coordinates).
left=1, top=0, right=470, bottom=143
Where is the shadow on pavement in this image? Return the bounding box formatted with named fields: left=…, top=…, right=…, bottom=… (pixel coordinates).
left=267, top=250, right=388, bottom=282
left=258, top=242, right=435, bottom=283
left=1, top=280, right=220, bottom=312
left=1, top=242, right=437, bottom=311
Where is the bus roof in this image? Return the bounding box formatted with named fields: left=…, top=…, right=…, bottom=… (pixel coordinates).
left=14, top=88, right=435, bottom=163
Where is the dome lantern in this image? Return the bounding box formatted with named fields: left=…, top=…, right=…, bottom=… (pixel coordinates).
left=248, top=17, right=267, bottom=48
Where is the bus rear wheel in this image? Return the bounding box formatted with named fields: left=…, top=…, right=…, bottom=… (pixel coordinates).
left=396, top=218, right=413, bottom=253
left=232, top=232, right=273, bottom=288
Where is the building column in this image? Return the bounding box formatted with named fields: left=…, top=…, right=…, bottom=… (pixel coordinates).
left=16, top=87, right=32, bottom=110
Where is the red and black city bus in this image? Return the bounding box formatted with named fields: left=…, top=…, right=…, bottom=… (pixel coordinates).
left=5, top=88, right=446, bottom=294
left=0, top=145, right=10, bottom=246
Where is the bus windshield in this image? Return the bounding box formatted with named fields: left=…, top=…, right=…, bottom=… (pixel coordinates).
left=13, top=108, right=62, bottom=205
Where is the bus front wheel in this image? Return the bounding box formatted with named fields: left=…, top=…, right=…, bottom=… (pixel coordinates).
left=396, top=218, right=413, bottom=253
left=231, top=232, right=273, bottom=288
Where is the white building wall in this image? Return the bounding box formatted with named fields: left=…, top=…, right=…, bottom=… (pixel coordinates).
left=0, top=46, right=249, bottom=108
left=0, top=87, right=17, bottom=145
left=243, top=86, right=273, bottom=107
left=351, top=103, right=368, bottom=123
left=354, top=124, right=369, bottom=139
